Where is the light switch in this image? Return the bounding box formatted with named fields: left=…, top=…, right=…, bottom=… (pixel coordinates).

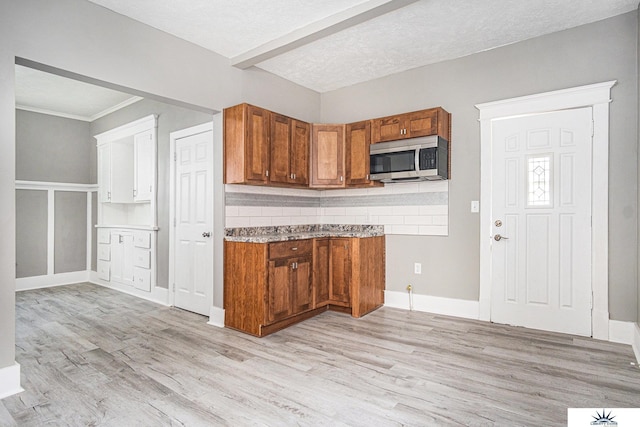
left=471, top=201, right=480, bottom=213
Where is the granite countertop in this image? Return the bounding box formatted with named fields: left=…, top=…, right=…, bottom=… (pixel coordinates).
left=224, top=224, right=384, bottom=243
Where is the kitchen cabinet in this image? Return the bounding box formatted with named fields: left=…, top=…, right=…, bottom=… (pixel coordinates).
left=267, top=240, right=313, bottom=322
left=110, top=230, right=134, bottom=286
left=345, top=120, right=381, bottom=187
left=329, top=238, right=351, bottom=306
left=310, top=124, right=345, bottom=188
left=96, top=228, right=154, bottom=292
left=97, top=131, right=154, bottom=204
left=133, top=130, right=154, bottom=202
left=224, top=103, right=270, bottom=185
left=225, top=104, right=310, bottom=187
left=313, top=239, right=330, bottom=308
left=98, top=140, right=134, bottom=203
left=269, top=114, right=309, bottom=187
left=95, top=115, right=158, bottom=297
left=371, top=107, right=450, bottom=144
left=313, top=236, right=385, bottom=317
left=224, top=235, right=385, bottom=337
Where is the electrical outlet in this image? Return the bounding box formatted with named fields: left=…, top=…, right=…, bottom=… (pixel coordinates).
left=414, top=263, right=422, bottom=274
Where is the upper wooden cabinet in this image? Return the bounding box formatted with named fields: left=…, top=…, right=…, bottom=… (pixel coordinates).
left=269, top=112, right=291, bottom=185
left=225, top=104, right=310, bottom=187
left=224, top=103, right=451, bottom=188
left=224, top=103, right=270, bottom=185
left=310, top=124, right=345, bottom=188
left=371, top=107, right=450, bottom=144
left=345, top=120, right=380, bottom=187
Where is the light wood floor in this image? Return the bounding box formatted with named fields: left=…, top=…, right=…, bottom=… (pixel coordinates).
left=1, top=283, right=639, bottom=426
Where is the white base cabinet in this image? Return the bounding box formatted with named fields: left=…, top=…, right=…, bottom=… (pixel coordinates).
left=97, top=228, right=155, bottom=292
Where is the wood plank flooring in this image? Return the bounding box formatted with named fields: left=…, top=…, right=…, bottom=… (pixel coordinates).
left=1, top=282, right=639, bottom=426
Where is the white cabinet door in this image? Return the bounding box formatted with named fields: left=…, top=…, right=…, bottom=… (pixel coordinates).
left=98, top=144, right=112, bottom=203
left=109, top=141, right=135, bottom=203
left=110, top=231, right=134, bottom=286
left=134, top=131, right=154, bottom=202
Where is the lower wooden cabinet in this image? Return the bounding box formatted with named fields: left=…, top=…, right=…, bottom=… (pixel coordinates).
left=224, top=235, right=385, bottom=337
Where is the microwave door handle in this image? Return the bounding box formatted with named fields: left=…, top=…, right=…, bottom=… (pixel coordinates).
left=414, top=148, right=420, bottom=172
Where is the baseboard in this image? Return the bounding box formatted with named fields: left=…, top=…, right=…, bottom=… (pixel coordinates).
left=0, top=362, right=23, bottom=400
left=384, top=290, right=479, bottom=320
left=16, top=271, right=90, bottom=291
left=89, top=272, right=170, bottom=307
left=207, top=306, right=225, bottom=328
left=608, top=320, right=635, bottom=345
left=592, top=308, right=610, bottom=341
left=633, top=323, right=640, bottom=365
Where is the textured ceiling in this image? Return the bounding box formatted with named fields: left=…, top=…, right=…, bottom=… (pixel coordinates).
left=15, top=65, right=141, bottom=121
left=87, top=0, right=638, bottom=93
left=15, top=0, right=640, bottom=117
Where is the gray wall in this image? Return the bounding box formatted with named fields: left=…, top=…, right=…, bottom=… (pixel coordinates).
left=638, top=7, right=640, bottom=328
left=0, top=0, right=320, bottom=370
left=321, top=12, right=639, bottom=322
left=90, top=99, right=213, bottom=288
left=16, top=110, right=92, bottom=184
left=16, top=111, right=93, bottom=282
left=54, top=191, right=87, bottom=274
left=15, top=190, right=47, bottom=278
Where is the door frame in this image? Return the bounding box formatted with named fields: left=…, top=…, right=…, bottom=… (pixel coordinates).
left=476, top=81, right=615, bottom=340
left=168, top=121, right=214, bottom=310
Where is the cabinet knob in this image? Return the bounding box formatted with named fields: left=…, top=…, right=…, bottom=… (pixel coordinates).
left=202, top=232, right=211, bottom=238
left=291, top=247, right=298, bottom=251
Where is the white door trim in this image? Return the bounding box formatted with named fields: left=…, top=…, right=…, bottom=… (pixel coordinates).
left=169, top=121, right=214, bottom=309
left=476, top=80, right=615, bottom=340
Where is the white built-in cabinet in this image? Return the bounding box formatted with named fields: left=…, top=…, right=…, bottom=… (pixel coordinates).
left=95, top=115, right=158, bottom=295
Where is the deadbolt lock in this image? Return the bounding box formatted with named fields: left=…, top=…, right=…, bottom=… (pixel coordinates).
left=495, top=220, right=502, bottom=227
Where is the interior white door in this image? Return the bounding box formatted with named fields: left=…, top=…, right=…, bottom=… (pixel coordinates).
left=490, top=107, right=592, bottom=336
left=173, top=129, right=214, bottom=316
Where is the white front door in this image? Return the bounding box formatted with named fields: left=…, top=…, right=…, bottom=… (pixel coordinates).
left=173, top=126, right=214, bottom=316
left=490, top=107, right=592, bottom=336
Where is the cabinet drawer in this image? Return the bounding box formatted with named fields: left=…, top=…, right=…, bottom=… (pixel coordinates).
left=134, top=231, right=151, bottom=248
left=133, top=267, right=151, bottom=292
left=269, top=239, right=312, bottom=259
left=97, top=260, right=110, bottom=281
left=97, top=228, right=111, bottom=244
left=133, top=248, right=151, bottom=269
left=98, top=244, right=111, bottom=261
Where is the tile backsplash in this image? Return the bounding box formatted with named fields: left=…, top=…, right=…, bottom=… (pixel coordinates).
left=225, top=181, right=448, bottom=236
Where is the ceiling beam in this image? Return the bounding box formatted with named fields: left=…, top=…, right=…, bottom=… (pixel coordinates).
left=231, top=0, right=420, bottom=69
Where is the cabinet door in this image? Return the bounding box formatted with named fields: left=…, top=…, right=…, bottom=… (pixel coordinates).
left=110, top=231, right=134, bottom=286
left=330, top=238, right=351, bottom=304
left=290, top=120, right=310, bottom=186
left=310, top=124, right=345, bottom=188
left=292, top=256, right=313, bottom=314
left=269, top=113, right=292, bottom=185
left=371, top=116, right=404, bottom=143
left=134, top=130, right=153, bottom=202
left=246, top=105, right=270, bottom=184
left=405, top=109, right=438, bottom=139
left=109, top=141, right=134, bottom=203
left=313, top=239, right=330, bottom=308
left=110, top=232, right=124, bottom=283
left=345, top=121, right=372, bottom=186
left=98, top=144, right=112, bottom=203
left=268, top=258, right=293, bottom=323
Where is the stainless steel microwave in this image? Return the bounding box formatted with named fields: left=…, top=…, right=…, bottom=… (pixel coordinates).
left=369, top=135, right=448, bottom=182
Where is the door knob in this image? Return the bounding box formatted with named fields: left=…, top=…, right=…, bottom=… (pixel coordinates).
left=202, top=232, right=211, bottom=238
left=494, top=234, right=509, bottom=241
